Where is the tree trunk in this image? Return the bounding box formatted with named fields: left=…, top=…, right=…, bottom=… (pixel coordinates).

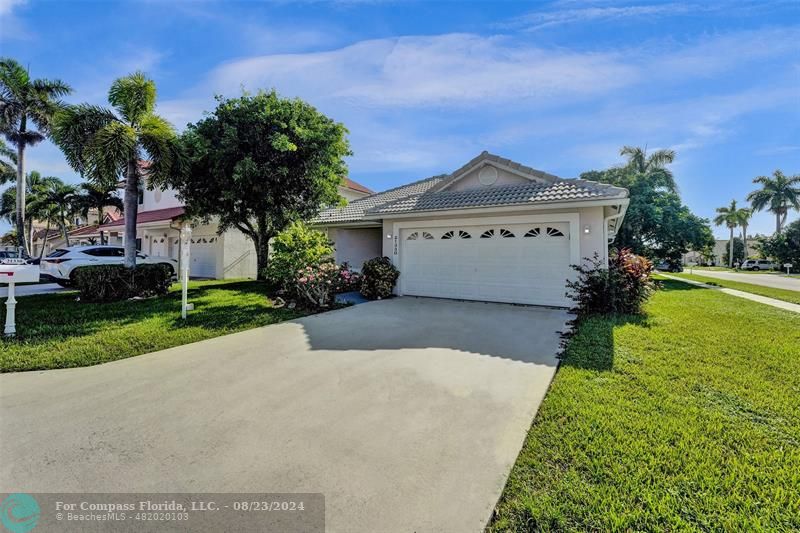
left=27, top=218, right=33, bottom=253
left=38, top=219, right=50, bottom=260
left=255, top=232, right=269, bottom=281
left=98, top=206, right=105, bottom=245
left=729, top=227, right=734, bottom=268
left=742, top=226, right=748, bottom=260
left=15, top=138, right=27, bottom=254
left=123, top=159, right=139, bottom=269
left=61, top=219, right=70, bottom=247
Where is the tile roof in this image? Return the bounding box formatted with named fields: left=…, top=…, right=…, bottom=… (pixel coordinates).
left=69, top=224, right=101, bottom=237
left=313, top=175, right=448, bottom=224
left=314, top=152, right=627, bottom=223
left=342, top=178, right=374, bottom=195
left=100, top=206, right=185, bottom=228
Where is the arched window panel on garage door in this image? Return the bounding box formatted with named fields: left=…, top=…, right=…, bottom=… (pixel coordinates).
left=546, top=227, right=566, bottom=237
left=499, top=228, right=515, bottom=238
left=480, top=229, right=495, bottom=239
left=524, top=228, right=541, bottom=237
left=407, top=232, right=419, bottom=240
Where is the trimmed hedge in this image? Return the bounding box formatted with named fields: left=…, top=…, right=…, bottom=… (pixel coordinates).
left=360, top=256, right=400, bottom=300
left=72, top=264, right=173, bottom=303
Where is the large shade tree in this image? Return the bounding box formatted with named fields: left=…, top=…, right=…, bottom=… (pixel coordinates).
left=0, top=58, right=72, bottom=252
left=714, top=199, right=749, bottom=268
left=746, top=170, right=800, bottom=234
left=52, top=72, right=180, bottom=267
left=172, top=90, right=350, bottom=279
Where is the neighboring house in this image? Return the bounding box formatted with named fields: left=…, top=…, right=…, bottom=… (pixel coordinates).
left=91, top=175, right=372, bottom=279
left=314, top=152, right=629, bottom=308
left=31, top=210, right=122, bottom=258
left=684, top=239, right=759, bottom=266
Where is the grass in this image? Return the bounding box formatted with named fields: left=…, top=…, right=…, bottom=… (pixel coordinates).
left=0, top=280, right=307, bottom=372
left=491, top=279, right=800, bottom=531
left=672, top=272, right=800, bottom=305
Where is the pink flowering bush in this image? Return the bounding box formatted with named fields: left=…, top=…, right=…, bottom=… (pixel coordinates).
left=294, top=262, right=361, bottom=309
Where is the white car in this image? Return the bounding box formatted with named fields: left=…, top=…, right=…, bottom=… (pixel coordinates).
left=740, top=259, right=776, bottom=271
left=41, top=245, right=178, bottom=287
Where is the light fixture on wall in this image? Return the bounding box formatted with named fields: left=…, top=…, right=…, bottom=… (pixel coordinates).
left=583, top=224, right=591, bottom=234
left=386, top=234, right=392, bottom=239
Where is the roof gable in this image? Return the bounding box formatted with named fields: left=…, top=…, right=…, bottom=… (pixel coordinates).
left=432, top=152, right=559, bottom=193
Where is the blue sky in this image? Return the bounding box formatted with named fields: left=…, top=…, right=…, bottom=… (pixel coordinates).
left=1, top=0, right=798, bottom=238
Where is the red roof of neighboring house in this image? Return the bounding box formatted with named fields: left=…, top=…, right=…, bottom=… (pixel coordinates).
left=32, top=228, right=60, bottom=241
left=100, top=206, right=186, bottom=228
left=69, top=225, right=101, bottom=237
left=343, top=178, right=373, bottom=194
left=104, top=210, right=123, bottom=222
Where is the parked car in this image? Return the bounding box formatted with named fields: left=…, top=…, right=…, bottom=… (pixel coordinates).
left=655, top=260, right=683, bottom=273
left=740, top=259, right=776, bottom=271
left=0, top=249, right=38, bottom=265
left=40, top=245, right=178, bottom=287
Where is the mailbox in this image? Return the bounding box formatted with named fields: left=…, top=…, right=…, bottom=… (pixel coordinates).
left=1, top=263, right=40, bottom=336
left=0, top=263, right=40, bottom=284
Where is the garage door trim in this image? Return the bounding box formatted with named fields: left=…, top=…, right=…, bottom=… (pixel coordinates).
left=392, top=213, right=580, bottom=301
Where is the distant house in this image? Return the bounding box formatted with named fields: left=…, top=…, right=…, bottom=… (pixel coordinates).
left=89, top=176, right=372, bottom=279
left=683, top=238, right=759, bottom=266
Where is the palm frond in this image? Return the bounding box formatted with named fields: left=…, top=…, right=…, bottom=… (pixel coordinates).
left=51, top=103, right=119, bottom=176
left=108, top=72, right=156, bottom=125
left=138, top=113, right=181, bottom=186
left=85, top=121, right=137, bottom=181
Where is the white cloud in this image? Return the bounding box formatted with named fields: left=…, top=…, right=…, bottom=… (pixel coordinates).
left=208, top=33, right=638, bottom=107
left=502, top=3, right=695, bottom=31
left=0, top=0, right=25, bottom=16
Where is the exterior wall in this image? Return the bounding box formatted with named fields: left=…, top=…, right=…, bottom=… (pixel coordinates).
left=140, top=185, right=182, bottom=211
left=447, top=166, right=541, bottom=192
left=328, top=227, right=383, bottom=270
left=380, top=205, right=609, bottom=262
left=221, top=227, right=258, bottom=279
left=338, top=186, right=370, bottom=203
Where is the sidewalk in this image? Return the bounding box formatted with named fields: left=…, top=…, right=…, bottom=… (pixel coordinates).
left=661, top=274, right=800, bottom=314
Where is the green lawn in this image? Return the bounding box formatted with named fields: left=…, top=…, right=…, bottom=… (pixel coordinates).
left=672, top=272, right=800, bottom=305
left=491, top=279, right=800, bottom=531
left=0, top=280, right=306, bottom=372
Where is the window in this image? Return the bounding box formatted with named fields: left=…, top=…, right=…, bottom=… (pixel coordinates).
left=407, top=232, right=419, bottom=240
left=83, top=248, right=110, bottom=257
left=137, top=184, right=144, bottom=205
left=480, top=229, right=495, bottom=239
left=499, top=228, right=515, bottom=238
left=135, top=238, right=142, bottom=251
left=422, top=232, right=434, bottom=240
left=524, top=228, right=540, bottom=237
left=546, top=227, right=565, bottom=237
left=46, top=249, right=69, bottom=258
left=442, top=231, right=455, bottom=240
left=458, top=230, right=471, bottom=239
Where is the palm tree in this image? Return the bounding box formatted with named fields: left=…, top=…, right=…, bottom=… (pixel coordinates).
left=0, top=170, right=58, bottom=252
left=0, top=138, right=16, bottom=184
left=38, top=179, right=78, bottom=247
left=75, top=182, right=123, bottom=244
left=0, top=58, right=72, bottom=253
left=620, top=145, right=678, bottom=192
left=738, top=208, right=751, bottom=260
left=714, top=199, right=748, bottom=268
left=747, top=170, right=800, bottom=234
left=52, top=72, right=180, bottom=267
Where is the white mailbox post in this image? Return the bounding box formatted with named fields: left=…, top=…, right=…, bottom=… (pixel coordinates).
left=180, top=225, right=193, bottom=319
left=1, top=262, right=40, bottom=337
left=785, top=263, right=794, bottom=276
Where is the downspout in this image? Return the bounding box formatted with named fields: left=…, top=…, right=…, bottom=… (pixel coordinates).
left=603, top=204, right=627, bottom=266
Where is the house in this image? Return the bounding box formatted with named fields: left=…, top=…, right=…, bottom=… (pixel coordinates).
left=314, top=152, right=629, bottom=308
left=683, top=238, right=760, bottom=266
left=31, top=210, right=123, bottom=258
left=91, top=176, right=373, bottom=279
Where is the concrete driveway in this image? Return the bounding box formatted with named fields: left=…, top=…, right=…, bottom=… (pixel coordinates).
left=0, top=297, right=568, bottom=532
left=689, top=270, right=800, bottom=291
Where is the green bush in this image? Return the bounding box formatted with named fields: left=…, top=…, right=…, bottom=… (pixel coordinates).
left=264, top=221, right=334, bottom=290
left=566, top=248, right=656, bottom=317
left=359, top=256, right=400, bottom=300
left=73, top=264, right=173, bottom=303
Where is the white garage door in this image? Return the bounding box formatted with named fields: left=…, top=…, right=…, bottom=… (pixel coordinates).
left=400, top=222, right=572, bottom=307
left=190, top=235, right=218, bottom=278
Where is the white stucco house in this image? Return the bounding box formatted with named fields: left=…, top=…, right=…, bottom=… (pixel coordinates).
left=314, top=152, right=629, bottom=307
left=93, top=177, right=373, bottom=279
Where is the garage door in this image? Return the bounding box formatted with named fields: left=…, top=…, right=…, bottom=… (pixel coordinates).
left=400, top=222, right=572, bottom=307
left=189, top=235, right=218, bottom=278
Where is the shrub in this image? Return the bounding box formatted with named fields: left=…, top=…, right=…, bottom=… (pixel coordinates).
left=264, top=222, right=334, bottom=290
left=332, top=262, right=361, bottom=294
left=73, top=264, right=173, bottom=303
left=294, top=263, right=339, bottom=309
left=566, top=248, right=655, bottom=317
left=359, top=256, right=400, bottom=300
